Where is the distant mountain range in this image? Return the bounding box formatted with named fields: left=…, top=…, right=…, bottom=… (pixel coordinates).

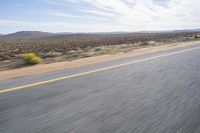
left=0, top=29, right=200, bottom=41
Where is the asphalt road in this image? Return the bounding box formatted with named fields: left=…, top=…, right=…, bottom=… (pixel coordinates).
left=1, top=44, right=200, bottom=133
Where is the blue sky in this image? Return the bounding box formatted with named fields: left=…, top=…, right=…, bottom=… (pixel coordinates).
left=0, top=0, right=200, bottom=34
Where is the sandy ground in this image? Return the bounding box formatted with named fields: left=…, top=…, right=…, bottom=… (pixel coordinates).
left=0, top=40, right=200, bottom=81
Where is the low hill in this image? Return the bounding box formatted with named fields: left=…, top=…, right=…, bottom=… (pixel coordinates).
left=0, top=31, right=54, bottom=41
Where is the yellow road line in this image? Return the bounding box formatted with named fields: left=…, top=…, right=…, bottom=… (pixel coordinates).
left=1, top=46, right=200, bottom=94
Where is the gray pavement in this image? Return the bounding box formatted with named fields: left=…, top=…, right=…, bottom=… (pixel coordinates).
left=1, top=44, right=200, bottom=133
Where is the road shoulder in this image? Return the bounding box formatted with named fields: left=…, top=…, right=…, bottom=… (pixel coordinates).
left=0, top=41, right=200, bottom=80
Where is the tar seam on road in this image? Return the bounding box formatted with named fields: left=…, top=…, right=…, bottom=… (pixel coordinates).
left=1, top=46, right=200, bottom=94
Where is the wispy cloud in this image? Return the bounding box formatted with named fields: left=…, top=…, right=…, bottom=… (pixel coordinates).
left=80, top=0, right=200, bottom=30
left=0, top=19, right=123, bottom=33
left=43, top=10, right=79, bottom=18
left=32, top=9, right=110, bottom=21
left=1, top=0, right=200, bottom=33
left=0, top=19, right=72, bottom=27
left=41, top=0, right=66, bottom=6
left=80, top=9, right=115, bottom=17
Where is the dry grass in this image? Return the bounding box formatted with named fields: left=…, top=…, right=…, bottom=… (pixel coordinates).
left=0, top=31, right=200, bottom=70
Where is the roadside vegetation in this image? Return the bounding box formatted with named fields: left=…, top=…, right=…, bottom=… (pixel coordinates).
left=19, top=53, right=42, bottom=65
left=0, top=32, right=200, bottom=70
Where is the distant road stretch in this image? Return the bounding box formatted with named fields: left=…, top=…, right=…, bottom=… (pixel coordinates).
left=1, top=44, right=200, bottom=133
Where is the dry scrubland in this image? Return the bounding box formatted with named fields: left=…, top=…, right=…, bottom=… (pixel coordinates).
left=0, top=31, right=200, bottom=70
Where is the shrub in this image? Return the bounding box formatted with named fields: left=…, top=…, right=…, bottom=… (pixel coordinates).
left=19, top=53, right=42, bottom=65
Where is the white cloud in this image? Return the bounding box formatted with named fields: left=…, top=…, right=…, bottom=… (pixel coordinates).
left=41, top=0, right=67, bottom=6
left=1, top=0, right=200, bottom=33
left=0, top=19, right=72, bottom=27
left=43, top=10, right=79, bottom=18
left=80, top=9, right=115, bottom=17
left=79, top=0, right=200, bottom=30
left=0, top=19, right=128, bottom=33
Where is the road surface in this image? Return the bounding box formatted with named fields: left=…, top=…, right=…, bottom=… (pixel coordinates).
left=1, top=44, right=200, bottom=133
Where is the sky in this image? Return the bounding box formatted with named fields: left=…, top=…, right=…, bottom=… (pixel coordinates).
left=0, top=0, right=200, bottom=34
